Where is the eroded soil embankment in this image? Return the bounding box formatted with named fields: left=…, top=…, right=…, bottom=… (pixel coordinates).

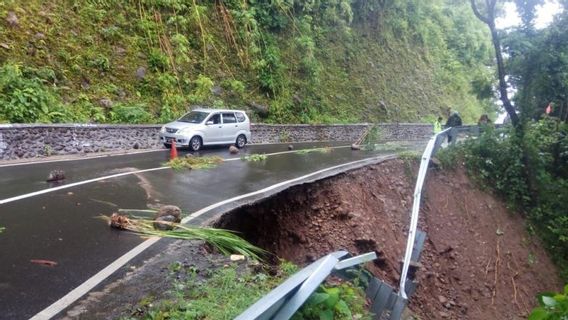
left=214, top=158, right=562, bottom=319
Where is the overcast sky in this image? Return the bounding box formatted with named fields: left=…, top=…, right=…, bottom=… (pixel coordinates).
left=496, top=0, right=564, bottom=29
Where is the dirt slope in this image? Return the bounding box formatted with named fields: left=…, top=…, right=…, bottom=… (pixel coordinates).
left=215, top=159, right=562, bottom=319
left=413, top=166, right=562, bottom=319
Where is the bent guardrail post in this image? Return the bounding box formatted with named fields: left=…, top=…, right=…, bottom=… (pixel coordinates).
left=235, top=251, right=377, bottom=320
left=398, top=128, right=450, bottom=299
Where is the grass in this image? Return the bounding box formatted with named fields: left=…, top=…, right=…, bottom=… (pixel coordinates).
left=123, top=262, right=298, bottom=320
left=123, top=261, right=372, bottom=320
left=397, top=150, right=421, bottom=161
left=166, top=156, right=224, bottom=170
left=295, top=147, right=333, bottom=155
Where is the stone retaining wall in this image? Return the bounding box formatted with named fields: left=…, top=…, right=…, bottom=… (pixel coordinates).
left=0, top=123, right=434, bottom=160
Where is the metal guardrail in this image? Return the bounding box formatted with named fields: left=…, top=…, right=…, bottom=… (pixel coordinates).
left=399, top=128, right=450, bottom=299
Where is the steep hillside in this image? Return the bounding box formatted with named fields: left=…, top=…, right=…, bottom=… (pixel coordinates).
left=0, top=1, right=496, bottom=124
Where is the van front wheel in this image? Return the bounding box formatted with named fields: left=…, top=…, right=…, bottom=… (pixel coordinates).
left=189, top=136, right=202, bottom=151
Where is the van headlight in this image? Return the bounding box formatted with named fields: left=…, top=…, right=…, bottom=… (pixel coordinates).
left=160, top=126, right=166, bottom=133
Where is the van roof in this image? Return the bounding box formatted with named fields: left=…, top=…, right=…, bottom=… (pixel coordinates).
left=192, top=108, right=247, bottom=113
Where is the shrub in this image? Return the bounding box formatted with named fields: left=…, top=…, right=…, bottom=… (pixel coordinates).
left=529, top=285, right=568, bottom=320
left=109, top=103, right=153, bottom=123
left=0, top=63, right=64, bottom=123
left=148, top=49, right=169, bottom=72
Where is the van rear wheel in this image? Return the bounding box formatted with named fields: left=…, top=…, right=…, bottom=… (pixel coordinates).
left=236, top=134, right=247, bottom=148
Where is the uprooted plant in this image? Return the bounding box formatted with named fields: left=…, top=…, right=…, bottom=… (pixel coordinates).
left=101, top=214, right=265, bottom=260
left=295, top=147, right=332, bottom=155
left=166, top=155, right=224, bottom=170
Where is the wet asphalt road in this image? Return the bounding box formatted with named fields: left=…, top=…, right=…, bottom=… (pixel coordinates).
left=0, top=141, right=426, bottom=319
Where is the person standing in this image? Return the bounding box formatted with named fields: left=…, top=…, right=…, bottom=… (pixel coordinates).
left=478, top=114, right=490, bottom=126
left=446, top=110, right=462, bottom=143
left=434, top=116, right=443, bottom=133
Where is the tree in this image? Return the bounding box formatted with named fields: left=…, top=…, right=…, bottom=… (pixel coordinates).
left=470, top=0, right=521, bottom=127
left=507, top=14, right=568, bottom=121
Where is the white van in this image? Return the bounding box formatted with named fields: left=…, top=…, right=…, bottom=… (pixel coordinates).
left=159, top=108, right=252, bottom=151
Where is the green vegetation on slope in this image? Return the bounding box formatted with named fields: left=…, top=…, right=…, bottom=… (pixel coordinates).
left=0, top=0, right=495, bottom=124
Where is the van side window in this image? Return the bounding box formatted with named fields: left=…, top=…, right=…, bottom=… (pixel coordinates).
left=222, top=113, right=237, bottom=124
left=235, top=112, right=246, bottom=123
left=209, top=113, right=221, bottom=124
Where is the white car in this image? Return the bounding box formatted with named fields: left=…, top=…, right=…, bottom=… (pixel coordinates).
left=159, top=108, right=252, bottom=151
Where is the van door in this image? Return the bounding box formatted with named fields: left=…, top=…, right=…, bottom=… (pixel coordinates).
left=221, top=112, right=239, bottom=143
left=202, top=113, right=223, bottom=144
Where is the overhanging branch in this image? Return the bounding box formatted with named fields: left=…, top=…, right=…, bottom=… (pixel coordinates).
left=470, top=0, right=490, bottom=25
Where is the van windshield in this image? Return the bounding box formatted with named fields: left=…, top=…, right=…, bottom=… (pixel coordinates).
left=178, top=111, right=209, bottom=123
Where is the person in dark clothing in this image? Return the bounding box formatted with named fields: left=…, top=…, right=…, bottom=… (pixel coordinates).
left=446, top=111, right=462, bottom=143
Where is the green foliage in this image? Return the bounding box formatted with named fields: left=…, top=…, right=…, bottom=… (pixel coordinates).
left=0, top=0, right=494, bottom=124
left=167, top=156, right=224, bottom=170
left=435, top=146, right=461, bottom=170
left=362, top=126, right=381, bottom=150
left=109, top=103, right=153, bottom=124
left=148, top=49, right=169, bottom=72
left=398, top=150, right=421, bottom=162
left=242, top=154, right=267, bottom=162
left=529, top=285, right=568, bottom=320
left=292, top=283, right=372, bottom=320
left=188, top=74, right=214, bottom=104
left=88, top=54, right=111, bottom=72
left=124, top=262, right=296, bottom=320
left=0, top=63, right=66, bottom=123
left=460, top=126, right=529, bottom=208
left=506, top=14, right=568, bottom=121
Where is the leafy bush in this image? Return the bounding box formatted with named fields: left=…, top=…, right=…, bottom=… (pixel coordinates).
left=188, top=74, right=214, bottom=103
left=148, top=49, right=169, bottom=72
left=460, top=126, right=529, bottom=208
left=529, top=285, right=568, bottom=320
left=0, top=63, right=64, bottom=123
left=292, top=283, right=372, bottom=320
left=109, top=103, right=153, bottom=123
left=88, top=54, right=111, bottom=72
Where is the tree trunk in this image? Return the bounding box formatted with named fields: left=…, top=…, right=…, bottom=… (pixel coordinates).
left=470, top=0, right=520, bottom=127
left=489, top=25, right=520, bottom=127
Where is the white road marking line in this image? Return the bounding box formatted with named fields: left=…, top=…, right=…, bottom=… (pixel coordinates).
left=0, top=146, right=350, bottom=205
left=0, top=167, right=169, bottom=205
left=29, top=155, right=389, bottom=320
